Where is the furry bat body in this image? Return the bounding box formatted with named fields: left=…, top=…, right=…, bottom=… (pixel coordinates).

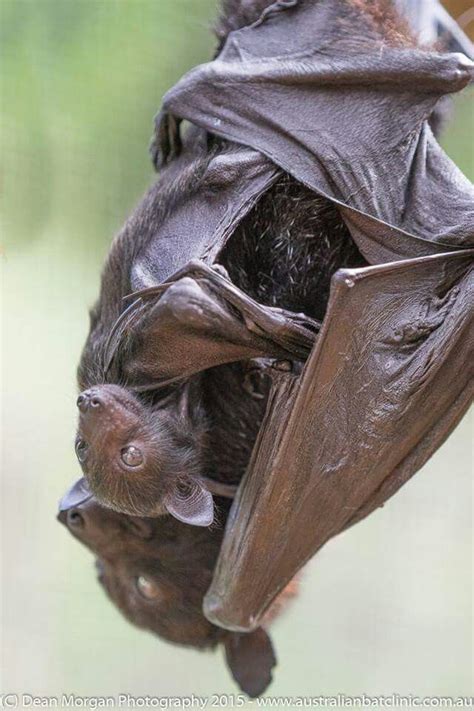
left=68, top=0, right=473, bottom=634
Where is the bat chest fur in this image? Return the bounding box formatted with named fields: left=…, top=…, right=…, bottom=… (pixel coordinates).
left=204, top=173, right=367, bottom=485
left=221, top=173, right=367, bottom=321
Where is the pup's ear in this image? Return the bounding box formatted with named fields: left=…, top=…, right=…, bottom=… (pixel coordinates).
left=224, top=628, right=276, bottom=698
left=58, top=477, right=93, bottom=512
left=164, top=479, right=214, bottom=527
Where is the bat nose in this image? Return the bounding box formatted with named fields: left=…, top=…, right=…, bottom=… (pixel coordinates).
left=66, top=508, right=85, bottom=529
left=77, top=390, right=103, bottom=412
left=76, top=393, right=88, bottom=411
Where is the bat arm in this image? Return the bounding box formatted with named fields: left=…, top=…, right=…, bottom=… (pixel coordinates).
left=116, top=260, right=321, bottom=390
left=128, top=259, right=320, bottom=357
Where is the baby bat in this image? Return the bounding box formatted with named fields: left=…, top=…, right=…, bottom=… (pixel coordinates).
left=57, top=478, right=294, bottom=697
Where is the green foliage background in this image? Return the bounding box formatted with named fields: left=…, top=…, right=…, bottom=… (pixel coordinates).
left=1, top=0, right=472, bottom=702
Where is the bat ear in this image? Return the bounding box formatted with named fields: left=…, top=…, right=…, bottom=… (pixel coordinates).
left=224, top=628, right=276, bottom=698
left=164, top=479, right=214, bottom=527
left=58, top=477, right=93, bottom=513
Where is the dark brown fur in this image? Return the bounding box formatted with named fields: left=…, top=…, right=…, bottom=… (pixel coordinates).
left=75, top=384, right=207, bottom=517
left=59, top=498, right=226, bottom=647
left=58, top=495, right=292, bottom=695
left=76, top=0, right=433, bottom=515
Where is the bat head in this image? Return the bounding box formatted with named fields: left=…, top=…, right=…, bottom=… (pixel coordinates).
left=74, top=384, right=213, bottom=526
left=58, top=479, right=222, bottom=647
left=57, top=480, right=278, bottom=696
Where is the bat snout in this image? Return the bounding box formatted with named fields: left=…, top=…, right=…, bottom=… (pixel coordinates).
left=57, top=500, right=89, bottom=532
left=66, top=507, right=86, bottom=529
left=77, top=389, right=104, bottom=413
left=58, top=496, right=108, bottom=547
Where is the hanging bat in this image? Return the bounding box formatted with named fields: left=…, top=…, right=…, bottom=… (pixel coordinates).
left=57, top=478, right=295, bottom=697
left=69, top=0, right=473, bottom=635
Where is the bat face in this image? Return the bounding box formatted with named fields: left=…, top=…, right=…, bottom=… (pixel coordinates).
left=58, top=490, right=223, bottom=647
left=58, top=479, right=281, bottom=696
left=75, top=385, right=155, bottom=498
left=74, top=384, right=211, bottom=524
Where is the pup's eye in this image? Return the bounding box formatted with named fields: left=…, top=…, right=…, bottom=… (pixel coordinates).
left=75, top=439, right=89, bottom=463
left=121, top=445, right=143, bottom=468
left=136, top=575, right=160, bottom=600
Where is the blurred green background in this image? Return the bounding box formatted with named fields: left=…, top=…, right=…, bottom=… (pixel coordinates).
left=1, top=0, right=472, bottom=703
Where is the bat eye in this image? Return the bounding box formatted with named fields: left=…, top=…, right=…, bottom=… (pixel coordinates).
left=121, top=445, right=143, bottom=468
left=75, top=439, right=89, bottom=463
left=136, top=575, right=160, bottom=600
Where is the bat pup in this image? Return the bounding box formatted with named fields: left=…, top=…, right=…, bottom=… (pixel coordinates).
left=75, top=382, right=237, bottom=526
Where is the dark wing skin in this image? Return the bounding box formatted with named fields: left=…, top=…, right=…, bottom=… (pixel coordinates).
left=159, top=0, right=474, bottom=261
left=203, top=250, right=474, bottom=631
left=132, top=141, right=279, bottom=291
left=108, top=261, right=319, bottom=391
